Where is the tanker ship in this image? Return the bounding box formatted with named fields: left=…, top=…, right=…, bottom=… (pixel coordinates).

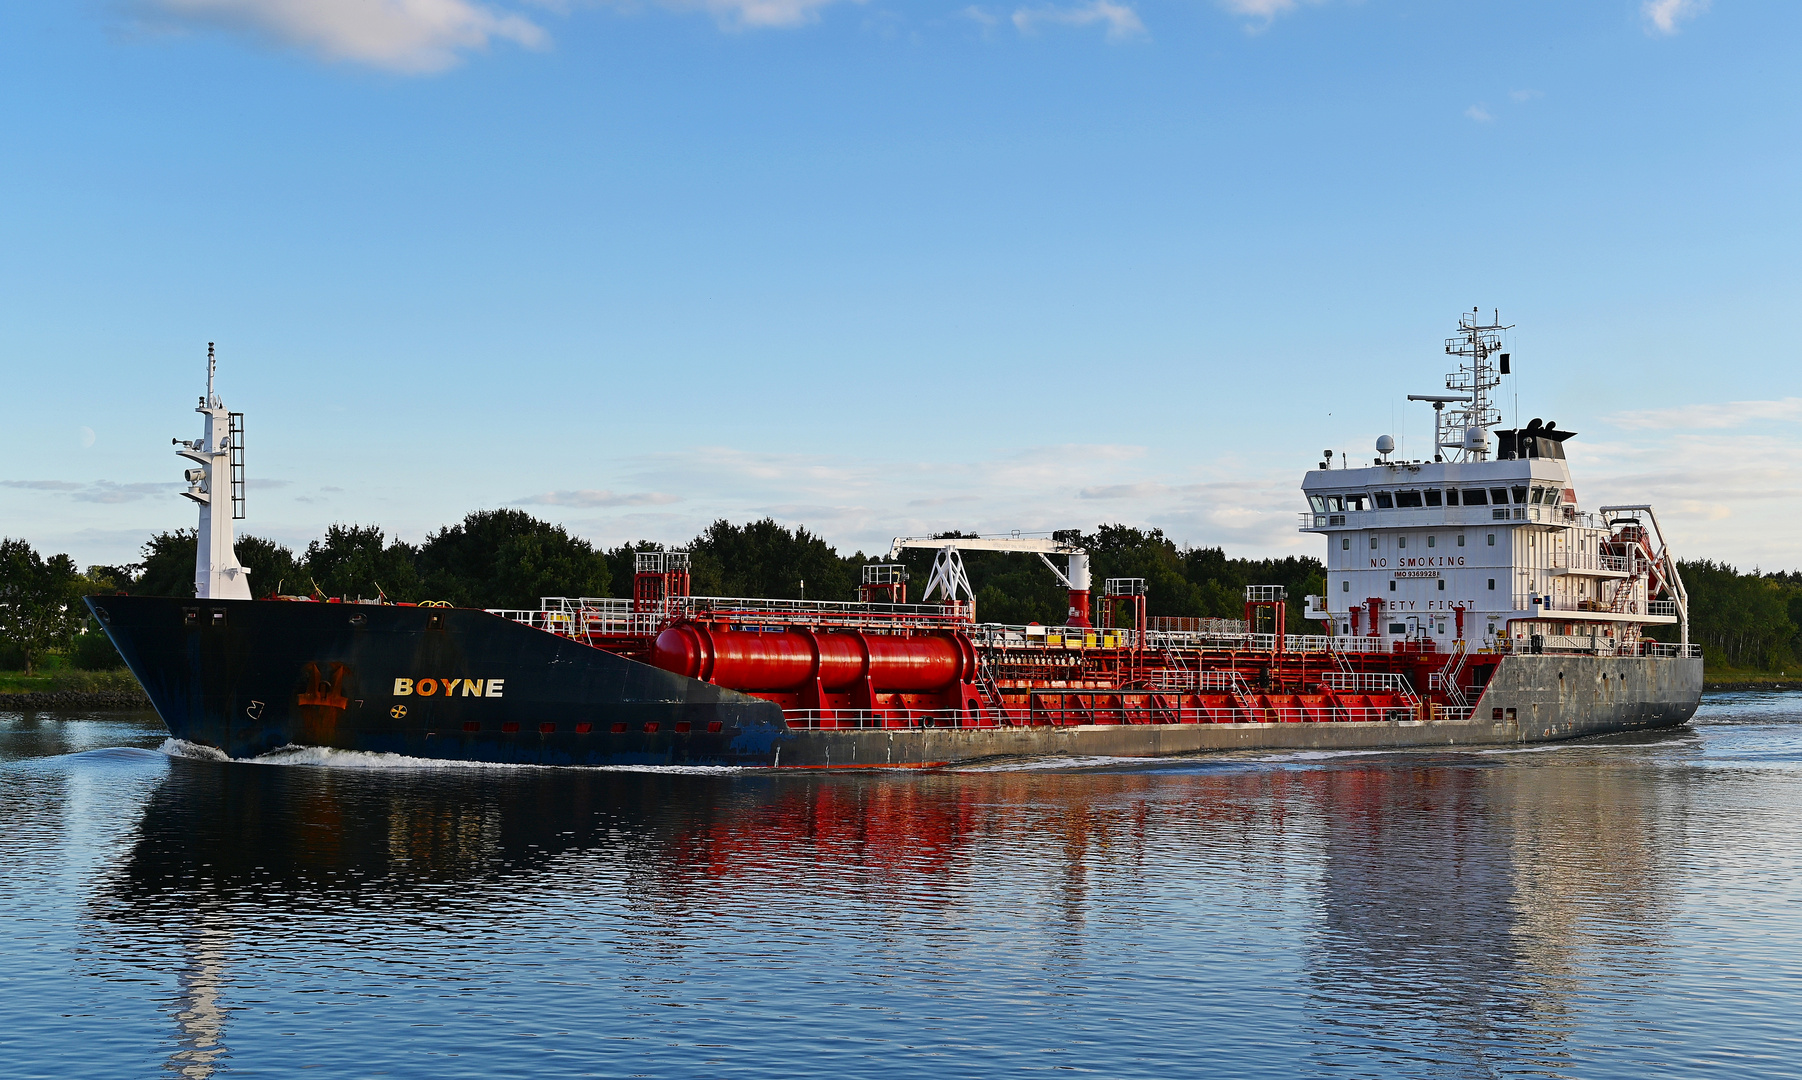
left=91, top=314, right=1702, bottom=768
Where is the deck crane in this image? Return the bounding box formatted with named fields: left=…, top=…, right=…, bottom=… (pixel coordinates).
left=886, top=533, right=1092, bottom=627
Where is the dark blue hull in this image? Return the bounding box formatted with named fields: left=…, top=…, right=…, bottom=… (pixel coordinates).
left=87, top=595, right=793, bottom=766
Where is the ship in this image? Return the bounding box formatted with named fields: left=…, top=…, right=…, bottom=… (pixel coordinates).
left=90, top=315, right=1703, bottom=768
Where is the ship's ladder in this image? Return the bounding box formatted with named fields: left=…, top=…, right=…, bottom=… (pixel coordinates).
left=974, top=649, right=1008, bottom=721
left=1152, top=646, right=1198, bottom=694
left=1431, top=639, right=1470, bottom=709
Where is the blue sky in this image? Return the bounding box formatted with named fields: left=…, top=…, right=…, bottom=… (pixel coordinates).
left=3, top=0, right=1798, bottom=571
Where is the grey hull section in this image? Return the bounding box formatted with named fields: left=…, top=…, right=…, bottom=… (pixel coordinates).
left=773, top=654, right=1705, bottom=767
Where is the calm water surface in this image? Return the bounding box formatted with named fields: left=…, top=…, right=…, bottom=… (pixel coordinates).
left=3, top=694, right=1800, bottom=1079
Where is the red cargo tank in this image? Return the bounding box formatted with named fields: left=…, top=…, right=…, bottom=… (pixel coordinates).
left=652, top=624, right=965, bottom=693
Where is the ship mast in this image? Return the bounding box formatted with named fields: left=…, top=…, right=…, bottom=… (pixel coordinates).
left=174, top=343, right=252, bottom=600
left=1415, top=307, right=1513, bottom=463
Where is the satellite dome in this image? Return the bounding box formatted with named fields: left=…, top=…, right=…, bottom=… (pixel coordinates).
left=1375, top=435, right=1395, bottom=455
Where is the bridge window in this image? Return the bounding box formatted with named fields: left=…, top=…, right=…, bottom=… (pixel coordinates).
left=1463, top=488, right=1487, bottom=505
left=1310, top=495, right=1327, bottom=512
left=1374, top=491, right=1395, bottom=509
left=1530, top=485, right=1546, bottom=504
left=1424, top=489, right=1442, bottom=507
left=1511, top=486, right=1529, bottom=504
left=1395, top=490, right=1423, bottom=508
left=1490, top=488, right=1510, bottom=505
left=1346, top=494, right=1367, bottom=511
left=1445, top=488, right=1460, bottom=505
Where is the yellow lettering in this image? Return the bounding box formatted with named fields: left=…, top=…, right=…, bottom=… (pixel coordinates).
left=488, top=679, right=505, bottom=699
left=393, top=678, right=413, bottom=696
left=442, top=678, right=462, bottom=695
left=462, top=679, right=484, bottom=697
left=416, top=678, right=437, bottom=696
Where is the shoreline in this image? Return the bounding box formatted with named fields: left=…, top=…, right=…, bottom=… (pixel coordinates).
left=1703, top=678, right=1798, bottom=693
left=0, top=690, right=152, bottom=711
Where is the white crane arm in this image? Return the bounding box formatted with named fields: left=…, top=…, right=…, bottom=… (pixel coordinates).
left=885, top=536, right=1085, bottom=560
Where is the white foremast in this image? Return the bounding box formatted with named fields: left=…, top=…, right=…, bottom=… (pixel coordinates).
left=175, top=343, right=251, bottom=600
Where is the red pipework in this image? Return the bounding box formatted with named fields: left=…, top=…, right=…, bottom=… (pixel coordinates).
left=1349, top=604, right=1362, bottom=635
left=1367, top=597, right=1383, bottom=634
left=1453, top=604, right=1465, bottom=641
left=652, top=624, right=964, bottom=694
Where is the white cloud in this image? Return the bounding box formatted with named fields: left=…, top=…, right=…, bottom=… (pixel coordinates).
left=1643, top=0, right=1709, bottom=36
left=1012, top=1, right=1145, bottom=41
left=1465, top=104, right=1493, bottom=123
left=1510, top=88, right=1543, bottom=102
left=651, top=0, right=856, bottom=29
left=514, top=489, right=683, bottom=508
left=1217, top=0, right=1329, bottom=28
left=1609, top=397, right=1802, bottom=431
left=1219, top=0, right=1298, bottom=17
left=148, top=0, right=549, bottom=73
left=0, top=479, right=178, bottom=503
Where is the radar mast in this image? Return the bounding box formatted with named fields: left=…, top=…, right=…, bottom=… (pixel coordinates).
left=1425, top=307, right=1512, bottom=462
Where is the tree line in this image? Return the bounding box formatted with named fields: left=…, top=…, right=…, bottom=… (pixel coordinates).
left=7, top=512, right=1797, bottom=673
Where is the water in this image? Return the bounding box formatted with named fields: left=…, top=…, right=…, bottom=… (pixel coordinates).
left=3, top=696, right=1800, bottom=1079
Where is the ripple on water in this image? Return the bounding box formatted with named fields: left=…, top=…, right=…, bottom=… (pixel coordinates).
left=0, top=696, right=1797, bottom=1079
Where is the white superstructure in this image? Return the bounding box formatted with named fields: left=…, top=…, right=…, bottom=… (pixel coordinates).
left=1300, top=311, right=1688, bottom=656
left=175, top=344, right=251, bottom=600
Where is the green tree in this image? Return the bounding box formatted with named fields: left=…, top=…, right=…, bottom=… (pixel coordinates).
left=688, top=518, right=858, bottom=601
left=132, top=529, right=198, bottom=597
left=237, top=535, right=308, bottom=597
left=417, top=509, right=609, bottom=609
left=0, top=538, right=82, bottom=675
left=128, top=530, right=307, bottom=599
left=69, top=565, right=128, bottom=669
left=305, top=525, right=420, bottom=601
left=1678, top=560, right=1798, bottom=670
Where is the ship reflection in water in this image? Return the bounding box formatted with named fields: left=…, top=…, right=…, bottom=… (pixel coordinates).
left=70, top=706, right=1801, bottom=1078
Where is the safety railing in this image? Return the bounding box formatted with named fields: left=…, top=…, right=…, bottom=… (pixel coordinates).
left=780, top=703, right=1430, bottom=729
left=1323, top=671, right=1417, bottom=697
left=1555, top=551, right=1633, bottom=574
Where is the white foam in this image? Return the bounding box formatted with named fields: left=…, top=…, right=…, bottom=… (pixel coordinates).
left=159, top=738, right=231, bottom=761
left=159, top=737, right=741, bottom=774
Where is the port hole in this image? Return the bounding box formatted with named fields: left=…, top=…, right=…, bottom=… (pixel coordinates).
left=610, top=723, right=627, bottom=734
left=463, top=722, right=480, bottom=732
left=643, top=722, right=659, bottom=733
left=674, top=721, right=691, bottom=733
left=707, top=721, right=723, bottom=733
left=539, top=723, right=556, bottom=733
left=575, top=723, right=592, bottom=734
left=502, top=722, right=520, bottom=733
left=183, top=607, right=198, bottom=625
